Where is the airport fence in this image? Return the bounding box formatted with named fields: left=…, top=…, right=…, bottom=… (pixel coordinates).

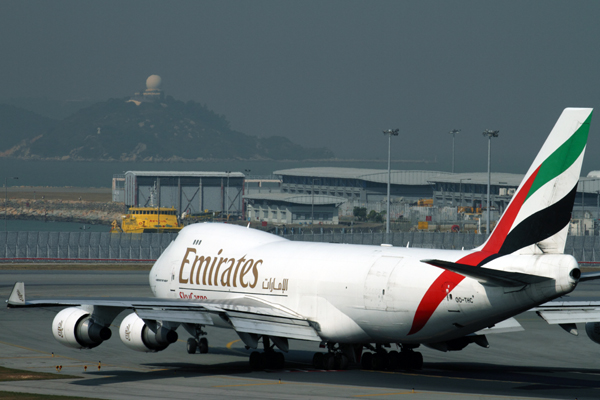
left=0, top=231, right=177, bottom=263
left=281, top=232, right=600, bottom=264
left=0, top=230, right=599, bottom=264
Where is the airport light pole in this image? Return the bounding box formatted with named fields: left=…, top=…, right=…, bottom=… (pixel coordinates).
left=459, top=178, right=471, bottom=207
left=449, top=129, right=461, bottom=173
left=5, top=176, right=18, bottom=231
left=483, top=130, right=499, bottom=235
left=311, top=178, right=320, bottom=225
left=225, top=171, right=231, bottom=220
left=383, top=129, right=399, bottom=241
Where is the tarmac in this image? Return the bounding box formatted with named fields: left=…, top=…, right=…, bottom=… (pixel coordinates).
left=0, top=268, right=599, bottom=400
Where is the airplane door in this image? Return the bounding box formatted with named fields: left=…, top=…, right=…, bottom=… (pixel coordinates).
left=364, top=256, right=404, bottom=310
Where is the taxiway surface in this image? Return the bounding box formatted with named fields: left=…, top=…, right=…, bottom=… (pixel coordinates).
left=0, top=269, right=599, bottom=399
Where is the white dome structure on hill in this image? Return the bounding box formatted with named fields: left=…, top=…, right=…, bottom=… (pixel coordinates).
left=128, top=75, right=164, bottom=105
left=146, top=75, right=162, bottom=91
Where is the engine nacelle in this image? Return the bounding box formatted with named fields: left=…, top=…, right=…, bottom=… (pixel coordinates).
left=119, top=313, right=178, bottom=352
left=585, top=322, right=600, bottom=344
left=52, top=307, right=112, bottom=349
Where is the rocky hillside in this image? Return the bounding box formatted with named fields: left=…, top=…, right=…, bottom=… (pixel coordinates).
left=0, top=97, right=334, bottom=161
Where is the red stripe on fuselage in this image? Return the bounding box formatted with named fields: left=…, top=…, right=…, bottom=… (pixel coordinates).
left=407, top=166, right=541, bottom=335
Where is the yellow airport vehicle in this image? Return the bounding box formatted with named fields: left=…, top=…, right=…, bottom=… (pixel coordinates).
left=111, top=207, right=183, bottom=233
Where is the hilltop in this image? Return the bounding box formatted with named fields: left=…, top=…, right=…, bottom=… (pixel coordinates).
left=0, top=97, right=334, bottom=161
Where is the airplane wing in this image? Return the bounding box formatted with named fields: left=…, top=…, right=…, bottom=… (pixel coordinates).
left=6, top=282, right=322, bottom=342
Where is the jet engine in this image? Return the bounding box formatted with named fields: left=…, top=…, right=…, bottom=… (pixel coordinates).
left=585, top=322, right=600, bottom=344
left=119, top=312, right=178, bottom=352
left=52, top=307, right=112, bottom=349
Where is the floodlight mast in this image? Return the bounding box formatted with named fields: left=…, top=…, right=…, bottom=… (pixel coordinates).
left=449, top=129, right=461, bottom=173
left=383, top=129, right=399, bottom=242
left=482, top=130, right=499, bottom=235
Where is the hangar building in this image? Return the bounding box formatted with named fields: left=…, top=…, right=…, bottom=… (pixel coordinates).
left=121, top=171, right=245, bottom=218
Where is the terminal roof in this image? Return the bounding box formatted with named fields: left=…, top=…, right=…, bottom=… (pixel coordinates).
left=274, top=167, right=452, bottom=186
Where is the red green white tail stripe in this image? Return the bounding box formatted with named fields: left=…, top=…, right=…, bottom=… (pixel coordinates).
left=408, top=108, right=592, bottom=336
left=464, top=107, right=592, bottom=266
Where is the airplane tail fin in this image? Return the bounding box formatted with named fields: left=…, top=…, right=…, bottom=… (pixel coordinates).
left=461, top=108, right=593, bottom=266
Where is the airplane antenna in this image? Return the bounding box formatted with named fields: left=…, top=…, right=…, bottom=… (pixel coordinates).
left=247, top=223, right=250, bottom=228
left=406, top=242, right=410, bottom=248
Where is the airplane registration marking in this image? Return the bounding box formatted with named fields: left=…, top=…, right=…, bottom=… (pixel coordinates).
left=454, top=296, right=474, bottom=304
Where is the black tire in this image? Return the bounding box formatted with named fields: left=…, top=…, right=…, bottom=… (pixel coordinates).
left=361, top=352, right=373, bottom=370
left=186, top=338, right=197, bottom=354
left=336, top=353, right=350, bottom=370
left=275, top=352, right=285, bottom=369
left=371, top=353, right=387, bottom=370
left=249, top=351, right=263, bottom=370
left=323, top=353, right=336, bottom=370
left=199, top=337, right=209, bottom=354
left=388, top=351, right=399, bottom=370
left=408, top=351, right=423, bottom=370
left=313, top=352, right=325, bottom=369
left=398, top=352, right=409, bottom=370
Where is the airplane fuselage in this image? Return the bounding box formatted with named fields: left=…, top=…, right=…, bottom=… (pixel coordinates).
left=150, top=223, right=578, bottom=345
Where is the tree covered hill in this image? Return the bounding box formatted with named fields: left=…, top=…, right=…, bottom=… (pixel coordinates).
left=0, top=104, right=57, bottom=157
left=0, top=97, right=334, bottom=161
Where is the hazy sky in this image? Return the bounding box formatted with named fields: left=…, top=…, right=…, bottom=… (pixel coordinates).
left=2, top=1, right=600, bottom=174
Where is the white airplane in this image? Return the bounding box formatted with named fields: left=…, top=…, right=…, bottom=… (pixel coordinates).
left=7, top=108, right=599, bottom=371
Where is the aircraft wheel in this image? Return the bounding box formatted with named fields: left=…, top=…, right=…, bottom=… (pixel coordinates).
left=388, top=350, right=399, bottom=370
left=335, top=353, right=350, bottom=370
left=371, top=353, right=387, bottom=370
left=398, top=352, right=409, bottom=370
left=361, top=352, right=373, bottom=370
left=186, top=338, right=197, bottom=354
left=199, top=337, right=209, bottom=354
left=408, top=351, right=423, bottom=370
left=313, top=352, right=325, bottom=369
left=323, top=353, right=336, bottom=370
left=249, top=351, right=263, bottom=370
left=275, top=352, right=285, bottom=369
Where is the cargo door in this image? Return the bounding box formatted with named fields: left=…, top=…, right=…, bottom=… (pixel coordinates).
left=364, top=256, right=404, bottom=310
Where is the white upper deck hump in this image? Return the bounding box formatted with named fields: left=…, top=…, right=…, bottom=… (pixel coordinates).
left=178, top=223, right=287, bottom=251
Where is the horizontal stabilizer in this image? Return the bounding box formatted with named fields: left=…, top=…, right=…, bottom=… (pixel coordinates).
left=473, top=317, right=524, bottom=335
left=422, top=259, right=553, bottom=287
left=7, top=282, right=25, bottom=306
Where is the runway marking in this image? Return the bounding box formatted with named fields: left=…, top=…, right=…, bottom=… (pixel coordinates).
left=364, top=369, right=600, bottom=389
left=0, top=340, right=56, bottom=355
left=354, top=391, right=416, bottom=397
left=265, top=369, right=346, bottom=373
left=214, top=382, right=291, bottom=387
left=226, top=339, right=240, bottom=349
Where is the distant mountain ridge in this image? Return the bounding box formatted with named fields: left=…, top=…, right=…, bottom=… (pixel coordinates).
left=0, top=97, right=334, bottom=161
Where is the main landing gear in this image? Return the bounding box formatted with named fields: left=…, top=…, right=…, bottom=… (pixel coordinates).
left=186, top=325, right=208, bottom=354
left=249, top=337, right=285, bottom=370
left=312, top=343, right=352, bottom=370
left=360, top=344, right=423, bottom=371
left=311, top=343, right=423, bottom=371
